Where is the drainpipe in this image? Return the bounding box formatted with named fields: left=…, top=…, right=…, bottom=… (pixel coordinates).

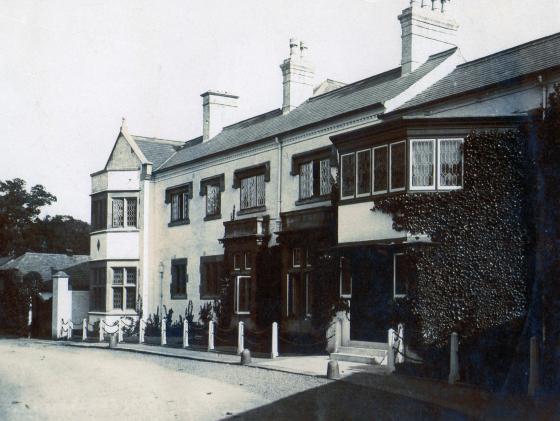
left=538, top=74, right=547, bottom=120
left=275, top=137, right=283, bottom=232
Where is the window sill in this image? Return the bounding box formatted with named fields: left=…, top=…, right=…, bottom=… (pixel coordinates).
left=295, top=195, right=331, bottom=206
left=200, top=293, right=220, bottom=300
left=235, top=311, right=250, bottom=315
left=204, top=214, right=222, bottom=222
left=168, top=219, right=190, bottom=227
left=91, top=228, right=140, bottom=235
left=237, top=206, right=266, bottom=216
left=170, top=294, right=188, bottom=300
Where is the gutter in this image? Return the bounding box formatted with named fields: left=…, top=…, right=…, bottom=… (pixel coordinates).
left=275, top=136, right=282, bottom=232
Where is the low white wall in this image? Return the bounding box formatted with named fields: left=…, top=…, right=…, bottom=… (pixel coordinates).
left=338, top=203, right=403, bottom=244
left=71, top=291, right=90, bottom=323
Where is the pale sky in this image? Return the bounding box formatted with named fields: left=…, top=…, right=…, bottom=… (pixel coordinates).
left=1, top=0, right=559, bottom=222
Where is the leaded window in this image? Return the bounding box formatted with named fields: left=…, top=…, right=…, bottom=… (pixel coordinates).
left=240, top=174, right=265, bottom=210
left=319, top=159, right=331, bottom=195
left=439, top=139, right=463, bottom=188
left=299, top=161, right=313, bottom=200
left=341, top=153, right=356, bottom=199
left=373, top=145, right=388, bottom=194
left=91, top=197, right=107, bottom=231
left=357, top=149, right=372, bottom=196
left=206, top=184, right=221, bottom=217
left=390, top=142, right=406, bottom=191
left=111, top=267, right=137, bottom=310
left=171, top=191, right=189, bottom=223
left=299, top=158, right=331, bottom=200
left=112, top=199, right=124, bottom=227
left=112, top=198, right=137, bottom=228
left=410, top=139, right=435, bottom=189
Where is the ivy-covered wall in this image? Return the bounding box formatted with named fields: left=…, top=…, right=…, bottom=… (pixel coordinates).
left=373, top=130, right=532, bottom=349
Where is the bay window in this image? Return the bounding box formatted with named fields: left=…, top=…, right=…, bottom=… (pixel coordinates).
left=410, top=139, right=436, bottom=190
left=91, top=196, right=107, bottom=231
left=438, top=139, right=463, bottom=189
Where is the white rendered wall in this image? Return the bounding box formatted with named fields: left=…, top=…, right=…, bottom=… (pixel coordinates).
left=338, top=203, right=403, bottom=244
left=90, top=231, right=140, bottom=261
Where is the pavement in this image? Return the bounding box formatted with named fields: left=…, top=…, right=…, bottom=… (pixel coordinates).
left=9, top=338, right=560, bottom=419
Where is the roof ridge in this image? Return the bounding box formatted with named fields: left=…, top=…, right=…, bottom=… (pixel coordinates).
left=458, top=31, right=560, bottom=70
left=132, top=135, right=185, bottom=145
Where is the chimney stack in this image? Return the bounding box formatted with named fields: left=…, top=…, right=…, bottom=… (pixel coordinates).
left=399, top=0, right=459, bottom=74
left=280, top=38, right=315, bottom=114
left=201, top=91, right=239, bottom=142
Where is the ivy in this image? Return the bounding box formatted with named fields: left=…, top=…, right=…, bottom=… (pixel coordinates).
left=373, top=130, right=531, bottom=347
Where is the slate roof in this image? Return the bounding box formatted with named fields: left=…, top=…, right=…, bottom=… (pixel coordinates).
left=158, top=48, right=457, bottom=171
left=393, top=32, right=560, bottom=113
left=133, top=136, right=200, bottom=170
left=0, top=253, right=89, bottom=290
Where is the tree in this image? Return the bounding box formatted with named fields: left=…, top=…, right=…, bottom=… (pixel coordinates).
left=26, top=215, right=90, bottom=255
left=0, top=179, right=56, bottom=255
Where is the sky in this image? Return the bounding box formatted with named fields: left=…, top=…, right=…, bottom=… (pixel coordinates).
left=1, top=0, right=559, bottom=222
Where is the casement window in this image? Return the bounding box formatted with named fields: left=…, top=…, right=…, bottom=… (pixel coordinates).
left=390, top=141, right=406, bottom=192
left=373, top=145, right=388, bottom=194
left=240, top=174, right=265, bottom=210
left=244, top=252, right=252, bottom=270
left=200, top=174, right=224, bottom=220
left=393, top=253, right=410, bottom=298
left=233, top=253, right=242, bottom=271
left=165, top=183, right=192, bottom=225
left=356, top=149, right=372, bottom=197
left=112, top=198, right=137, bottom=228
left=410, top=139, right=436, bottom=190
left=111, top=267, right=136, bottom=311
left=340, top=153, right=356, bottom=199
left=235, top=276, right=251, bottom=314
left=438, top=139, right=463, bottom=189
left=299, top=158, right=331, bottom=200
left=339, top=257, right=352, bottom=298
left=200, top=256, right=224, bottom=299
left=287, top=273, right=311, bottom=318
left=91, top=197, right=107, bottom=231
left=292, top=248, right=302, bottom=268
left=90, top=267, right=106, bottom=311
left=171, top=259, right=187, bottom=299
left=233, top=162, right=270, bottom=213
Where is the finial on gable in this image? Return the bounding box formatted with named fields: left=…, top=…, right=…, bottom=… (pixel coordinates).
left=121, top=117, right=129, bottom=134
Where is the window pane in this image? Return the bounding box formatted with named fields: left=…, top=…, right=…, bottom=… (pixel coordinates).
left=357, top=150, right=372, bottom=195
left=299, top=161, right=313, bottom=200
left=440, top=140, right=463, bottom=187
left=126, top=198, right=137, bottom=227
left=292, top=248, right=301, bottom=267
left=256, top=174, right=265, bottom=207
left=126, top=287, right=136, bottom=309
left=373, top=146, right=388, bottom=193
left=319, top=159, right=331, bottom=196
left=171, top=193, right=179, bottom=221
left=113, top=268, right=123, bottom=285
left=233, top=253, right=241, bottom=270
left=206, top=184, right=220, bottom=216
left=113, top=288, right=123, bottom=310
left=181, top=192, right=189, bottom=220
left=126, top=268, right=136, bottom=285
left=411, top=140, right=435, bottom=187
left=390, top=143, right=406, bottom=191
left=341, top=154, right=356, bottom=198
left=237, top=277, right=251, bottom=313
left=240, top=177, right=254, bottom=209
left=112, top=199, right=124, bottom=227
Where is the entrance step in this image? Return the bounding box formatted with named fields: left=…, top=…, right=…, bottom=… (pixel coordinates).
left=331, top=344, right=388, bottom=365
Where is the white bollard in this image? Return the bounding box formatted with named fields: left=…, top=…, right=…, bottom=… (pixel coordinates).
left=118, top=319, right=124, bottom=343
left=139, top=320, right=145, bottom=344
left=237, top=321, right=244, bottom=355
left=82, top=319, right=87, bottom=341
left=387, top=328, right=396, bottom=372
left=183, top=320, right=189, bottom=348
left=449, top=332, right=460, bottom=385
left=161, top=318, right=167, bottom=346
left=396, top=324, right=405, bottom=364
left=208, top=321, right=215, bottom=351
left=99, top=321, right=104, bottom=342
left=67, top=321, right=73, bottom=340
left=271, top=322, right=279, bottom=359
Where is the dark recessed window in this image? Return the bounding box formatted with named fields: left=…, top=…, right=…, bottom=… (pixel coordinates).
left=235, top=276, right=251, bottom=314
left=200, top=256, right=224, bottom=299
left=171, top=259, right=188, bottom=299
left=166, top=183, right=192, bottom=225
left=390, top=141, right=406, bottom=192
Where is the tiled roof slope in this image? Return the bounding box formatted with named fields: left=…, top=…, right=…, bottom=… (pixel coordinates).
left=393, top=32, right=560, bottom=113
left=158, top=48, right=457, bottom=171
left=0, top=252, right=89, bottom=284
left=133, top=136, right=201, bottom=170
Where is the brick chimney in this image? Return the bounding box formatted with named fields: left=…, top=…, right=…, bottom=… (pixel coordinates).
left=399, top=0, right=459, bottom=74
left=201, top=91, right=239, bottom=142
left=280, top=39, right=315, bottom=114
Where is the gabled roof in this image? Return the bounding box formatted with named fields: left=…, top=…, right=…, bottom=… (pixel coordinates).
left=391, top=32, right=560, bottom=114
left=133, top=136, right=195, bottom=170
left=158, top=48, right=457, bottom=171
left=0, top=252, right=89, bottom=285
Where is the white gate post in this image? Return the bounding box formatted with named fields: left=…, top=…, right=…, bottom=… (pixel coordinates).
left=237, top=321, right=244, bottom=355
left=82, top=319, right=87, bottom=341
left=208, top=321, right=215, bottom=351
left=118, top=319, right=124, bottom=342
left=271, top=322, right=279, bottom=359
left=183, top=320, right=189, bottom=348
left=387, top=328, right=396, bottom=372
left=67, top=321, right=73, bottom=340
left=161, top=318, right=167, bottom=346
left=99, top=320, right=104, bottom=342
left=396, top=323, right=405, bottom=364
left=139, top=320, right=145, bottom=344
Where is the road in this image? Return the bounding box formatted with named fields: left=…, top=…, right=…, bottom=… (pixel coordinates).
left=0, top=339, right=465, bottom=420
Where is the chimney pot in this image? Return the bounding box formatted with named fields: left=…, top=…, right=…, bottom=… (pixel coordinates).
left=201, top=91, right=239, bottom=142
left=280, top=39, right=315, bottom=114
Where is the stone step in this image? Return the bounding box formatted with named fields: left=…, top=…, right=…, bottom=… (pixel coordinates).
left=337, top=346, right=387, bottom=358
left=330, top=351, right=386, bottom=365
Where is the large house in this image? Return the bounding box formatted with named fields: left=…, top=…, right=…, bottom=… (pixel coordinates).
left=89, top=1, right=560, bottom=360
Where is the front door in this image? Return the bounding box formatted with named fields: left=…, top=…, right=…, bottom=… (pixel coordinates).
left=350, top=248, right=393, bottom=343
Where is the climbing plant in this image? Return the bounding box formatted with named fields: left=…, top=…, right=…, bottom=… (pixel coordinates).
left=373, top=129, right=532, bottom=351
